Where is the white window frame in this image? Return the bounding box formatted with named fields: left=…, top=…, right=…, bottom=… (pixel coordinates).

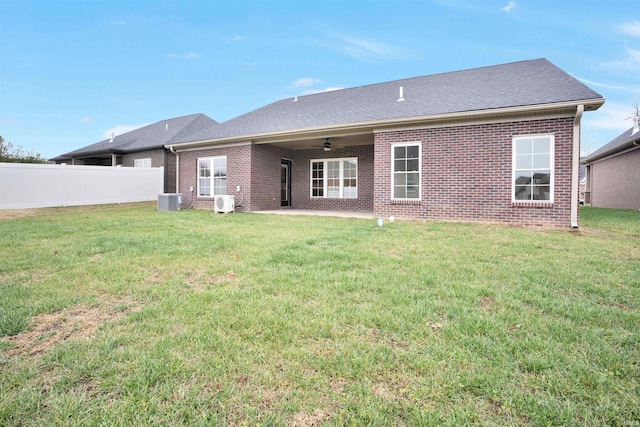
left=391, top=142, right=422, bottom=201
left=512, top=134, right=554, bottom=203
left=134, top=158, right=151, bottom=168
left=197, top=156, right=227, bottom=198
left=309, top=157, right=358, bottom=199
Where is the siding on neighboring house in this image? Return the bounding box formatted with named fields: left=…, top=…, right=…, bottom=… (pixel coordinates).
left=589, top=148, right=640, bottom=210
left=373, top=117, right=576, bottom=228
left=122, top=149, right=166, bottom=167
left=123, top=149, right=177, bottom=193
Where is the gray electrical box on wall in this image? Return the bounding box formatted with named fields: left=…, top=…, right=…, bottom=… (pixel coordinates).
left=158, top=193, right=182, bottom=211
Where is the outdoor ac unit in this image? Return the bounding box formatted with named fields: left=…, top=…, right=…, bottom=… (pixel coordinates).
left=158, top=193, right=182, bottom=211
left=214, top=195, right=235, bottom=213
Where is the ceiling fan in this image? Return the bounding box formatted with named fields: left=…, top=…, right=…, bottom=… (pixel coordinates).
left=313, top=137, right=341, bottom=151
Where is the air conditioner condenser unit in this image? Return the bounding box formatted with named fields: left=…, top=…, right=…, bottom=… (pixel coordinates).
left=214, top=195, right=235, bottom=213
left=158, top=193, right=182, bottom=211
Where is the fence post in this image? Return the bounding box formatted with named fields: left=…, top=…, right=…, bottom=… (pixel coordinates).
left=61, top=163, right=67, bottom=207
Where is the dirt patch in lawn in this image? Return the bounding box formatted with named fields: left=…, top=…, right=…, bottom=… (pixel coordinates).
left=0, top=202, right=156, bottom=222
left=288, top=408, right=331, bottom=427
left=1, top=298, right=143, bottom=358
left=478, top=296, right=495, bottom=312
left=0, top=209, right=42, bottom=221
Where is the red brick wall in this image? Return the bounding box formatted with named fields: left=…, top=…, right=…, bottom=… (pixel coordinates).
left=164, top=150, right=177, bottom=193
left=373, top=117, right=576, bottom=228
left=291, top=145, right=374, bottom=211
left=177, top=145, right=252, bottom=211
left=250, top=145, right=294, bottom=211
left=179, top=143, right=374, bottom=212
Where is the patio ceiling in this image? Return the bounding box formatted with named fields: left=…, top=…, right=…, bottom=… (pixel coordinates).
left=256, top=131, right=374, bottom=151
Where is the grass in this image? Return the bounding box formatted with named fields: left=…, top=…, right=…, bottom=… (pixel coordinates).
left=0, top=203, right=639, bottom=426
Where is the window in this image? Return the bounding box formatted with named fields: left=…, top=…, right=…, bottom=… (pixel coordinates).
left=134, top=158, right=151, bottom=168
left=310, top=158, right=357, bottom=199
left=513, top=135, right=554, bottom=202
left=198, top=156, right=227, bottom=197
left=392, top=143, right=421, bottom=200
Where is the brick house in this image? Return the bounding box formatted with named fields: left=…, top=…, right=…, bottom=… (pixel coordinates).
left=52, top=113, right=218, bottom=193
left=582, top=117, right=640, bottom=210
left=166, top=58, right=604, bottom=228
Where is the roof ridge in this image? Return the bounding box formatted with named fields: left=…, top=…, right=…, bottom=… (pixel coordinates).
left=167, top=114, right=219, bottom=145
left=54, top=113, right=216, bottom=159
left=156, top=112, right=206, bottom=123
left=166, top=114, right=205, bottom=144
left=284, top=58, right=548, bottom=103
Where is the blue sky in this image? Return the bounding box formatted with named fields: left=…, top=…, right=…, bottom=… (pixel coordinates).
left=1, top=0, right=638, bottom=160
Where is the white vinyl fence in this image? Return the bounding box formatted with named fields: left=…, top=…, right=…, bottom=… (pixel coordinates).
left=0, top=163, right=164, bottom=210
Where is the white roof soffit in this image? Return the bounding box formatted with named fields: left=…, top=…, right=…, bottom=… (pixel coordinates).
left=167, top=98, right=605, bottom=151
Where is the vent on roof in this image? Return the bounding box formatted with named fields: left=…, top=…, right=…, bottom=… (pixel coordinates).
left=165, top=123, right=169, bottom=131
left=109, top=132, right=114, bottom=143
left=632, top=113, right=639, bottom=136
left=294, top=96, right=298, bottom=102
left=397, top=86, right=405, bottom=102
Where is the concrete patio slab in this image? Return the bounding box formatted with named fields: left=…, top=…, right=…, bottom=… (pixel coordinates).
left=253, top=209, right=375, bottom=219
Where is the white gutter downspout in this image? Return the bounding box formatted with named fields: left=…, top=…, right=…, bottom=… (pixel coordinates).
left=169, top=146, right=179, bottom=193
left=571, top=105, right=584, bottom=230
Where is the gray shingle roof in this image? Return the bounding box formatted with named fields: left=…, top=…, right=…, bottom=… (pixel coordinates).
left=53, top=113, right=218, bottom=160
left=182, top=58, right=603, bottom=143
left=583, top=126, right=640, bottom=163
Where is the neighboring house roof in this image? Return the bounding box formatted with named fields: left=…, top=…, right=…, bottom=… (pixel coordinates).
left=583, top=126, right=640, bottom=163
left=579, top=157, right=586, bottom=181
left=171, top=58, right=604, bottom=147
left=52, top=113, right=218, bottom=161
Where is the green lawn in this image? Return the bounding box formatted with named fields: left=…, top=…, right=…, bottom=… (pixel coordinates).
left=1, top=204, right=638, bottom=426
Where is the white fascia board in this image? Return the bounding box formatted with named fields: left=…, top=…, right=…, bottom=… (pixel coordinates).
left=167, top=141, right=252, bottom=153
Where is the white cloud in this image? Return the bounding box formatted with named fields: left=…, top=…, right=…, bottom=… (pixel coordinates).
left=227, top=35, right=243, bottom=43
left=573, top=76, right=629, bottom=91
left=168, top=52, right=202, bottom=60
left=81, top=116, right=94, bottom=124
left=102, top=124, right=149, bottom=140
left=501, top=1, right=516, bottom=13
left=583, top=101, right=635, bottom=132
left=601, top=46, right=640, bottom=71
left=582, top=101, right=639, bottom=152
left=301, top=87, right=344, bottom=95
left=338, top=33, right=408, bottom=61
left=617, top=19, right=640, bottom=37
left=0, top=117, right=20, bottom=127
left=321, top=30, right=413, bottom=62
left=289, top=76, right=341, bottom=95
left=292, top=78, right=322, bottom=88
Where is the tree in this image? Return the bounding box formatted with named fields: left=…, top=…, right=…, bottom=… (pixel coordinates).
left=0, top=135, right=47, bottom=163
left=629, top=102, right=640, bottom=127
